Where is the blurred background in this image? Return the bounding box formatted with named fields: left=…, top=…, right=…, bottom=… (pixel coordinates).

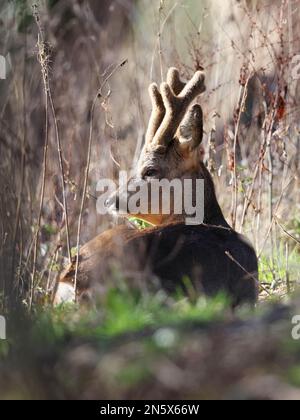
left=0, top=0, right=300, bottom=400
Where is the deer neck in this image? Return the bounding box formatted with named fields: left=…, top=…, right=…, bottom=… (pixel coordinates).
left=138, top=165, right=230, bottom=229
left=200, top=163, right=230, bottom=228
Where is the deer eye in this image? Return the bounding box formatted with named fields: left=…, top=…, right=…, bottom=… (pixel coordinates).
left=143, top=168, right=159, bottom=179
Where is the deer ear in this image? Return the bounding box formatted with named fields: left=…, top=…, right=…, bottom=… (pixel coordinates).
left=177, top=104, right=203, bottom=150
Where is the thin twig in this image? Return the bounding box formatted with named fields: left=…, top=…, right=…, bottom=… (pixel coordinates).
left=275, top=217, right=300, bottom=246
left=73, top=60, right=128, bottom=301
left=158, top=0, right=164, bottom=83
left=258, top=175, right=295, bottom=258
left=285, top=242, right=290, bottom=294
left=225, top=251, right=270, bottom=295
left=11, top=29, right=27, bottom=304
left=30, top=34, right=50, bottom=310
left=231, top=74, right=251, bottom=231
left=33, top=6, right=72, bottom=264
left=150, top=1, right=178, bottom=81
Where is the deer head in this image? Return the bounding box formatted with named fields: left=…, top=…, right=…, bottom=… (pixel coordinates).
left=105, top=68, right=226, bottom=227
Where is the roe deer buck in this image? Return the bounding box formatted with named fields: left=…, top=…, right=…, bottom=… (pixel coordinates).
left=54, top=68, right=258, bottom=308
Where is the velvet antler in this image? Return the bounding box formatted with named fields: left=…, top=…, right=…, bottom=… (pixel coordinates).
left=145, top=68, right=205, bottom=149
left=145, top=83, right=165, bottom=144
left=151, top=69, right=205, bottom=148
left=145, top=67, right=186, bottom=144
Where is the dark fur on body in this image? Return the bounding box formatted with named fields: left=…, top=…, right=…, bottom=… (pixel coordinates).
left=56, top=165, right=258, bottom=308
left=59, top=223, right=258, bottom=308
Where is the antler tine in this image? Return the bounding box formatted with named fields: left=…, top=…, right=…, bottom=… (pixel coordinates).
left=152, top=70, right=206, bottom=147
left=178, top=71, right=206, bottom=109
left=145, top=83, right=165, bottom=144
left=167, top=67, right=186, bottom=96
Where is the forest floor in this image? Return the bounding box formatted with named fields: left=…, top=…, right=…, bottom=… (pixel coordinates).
left=1, top=284, right=300, bottom=400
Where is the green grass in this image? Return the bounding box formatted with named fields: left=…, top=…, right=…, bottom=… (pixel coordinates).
left=34, top=289, right=229, bottom=342
left=2, top=285, right=300, bottom=399
left=0, top=288, right=229, bottom=360
left=129, top=217, right=154, bottom=230
left=1, top=288, right=300, bottom=399
left=258, top=241, right=300, bottom=299
left=0, top=289, right=233, bottom=399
